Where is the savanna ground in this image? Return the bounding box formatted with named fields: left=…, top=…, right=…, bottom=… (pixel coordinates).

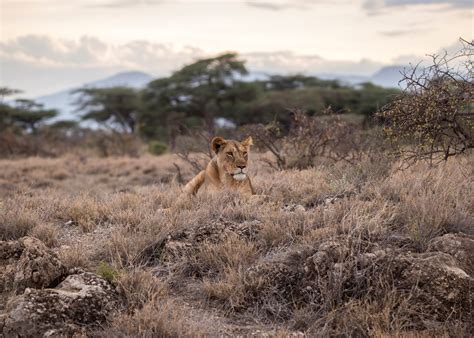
left=0, top=150, right=473, bottom=336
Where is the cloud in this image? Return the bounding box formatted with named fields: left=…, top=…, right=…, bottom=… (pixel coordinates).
left=246, top=0, right=337, bottom=11
left=0, top=35, right=109, bottom=66
left=363, top=0, right=472, bottom=12
left=379, top=28, right=427, bottom=37
left=5, top=35, right=465, bottom=96
left=0, top=35, right=205, bottom=72
left=90, top=0, right=164, bottom=8
left=0, top=35, right=206, bottom=96
left=246, top=1, right=289, bottom=10
left=244, top=51, right=382, bottom=75
left=246, top=0, right=471, bottom=12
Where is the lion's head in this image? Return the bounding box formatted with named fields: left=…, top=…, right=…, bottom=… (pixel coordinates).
left=211, top=136, right=253, bottom=181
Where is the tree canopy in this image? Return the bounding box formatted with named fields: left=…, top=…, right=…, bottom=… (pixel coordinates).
left=74, top=87, right=141, bottom=133
left=0, top=88, right=57, bottom=133
left=141, top=53, right=258, bottom=144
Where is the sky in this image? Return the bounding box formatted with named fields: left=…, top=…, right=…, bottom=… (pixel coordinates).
left=0, top=0, right=472, bottom=97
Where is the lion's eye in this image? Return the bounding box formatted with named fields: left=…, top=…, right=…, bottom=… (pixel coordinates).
left=243, top=152, right=248, bottom=157
left=226, top=152, right=234, bottom=158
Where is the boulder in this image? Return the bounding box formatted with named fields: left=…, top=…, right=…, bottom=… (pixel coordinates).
left=0, top=237, right=67, bottom=309
left=0, top=237, right=119, bottom=337
left=428, top=233, right=474, bottom=274
left=136, top=218, right=262, bottom=266
left=241, top=235, right=473, bottom=327
left=1, top=270, right=119, bottom=337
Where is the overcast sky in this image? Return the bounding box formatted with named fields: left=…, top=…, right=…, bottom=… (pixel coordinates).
left=1, top=0, right=472, bottom=97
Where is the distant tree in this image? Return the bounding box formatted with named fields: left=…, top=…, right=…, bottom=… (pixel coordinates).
left=8, top=99, right=57, bottom=133
left=378, top=38, right=473, bottom=163
left=0, top=87, right=20, bottom=130
left=142, top=53, right=258, bottom=145
left=235, top=81, right=399, bottom=129
left=74, top=87, right=141, bottom=133
left=0, top=90, right=57, bottom=133
left=263, top=74, right=341, bottom=91
left=0, top=87, right=21, bottom=100
left=354, top=82, right=399, bottom=122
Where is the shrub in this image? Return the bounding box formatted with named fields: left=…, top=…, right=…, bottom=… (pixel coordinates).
left=97, top=261, right=120, bottom=283
left=148, top=140, right=168, bottom=156
left=378, top=38, right=474, bottom=164
left=28, top=224, right=58, bottom=248
left=244, top=108, right=381, bottom=170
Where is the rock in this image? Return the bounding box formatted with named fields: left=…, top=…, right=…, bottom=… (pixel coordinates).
left=0, top=237, right=67, bottom=306
left=1, top=270, right=119, bottom=337
left=0, top=237, right=119, bottom=337
left=353, top=249, right=473, bottom=324
left=241, top=236, right=473, bottom=327
left=282, top=203, right=306, bottom=213
left=427, top=233, right=474, bottom=274
left=245, top=250, right=307, bottom=318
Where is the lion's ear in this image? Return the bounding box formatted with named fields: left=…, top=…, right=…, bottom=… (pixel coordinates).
left=241, top=136, right=253, bottom=148
left=211, top=137, right=227, bottom=154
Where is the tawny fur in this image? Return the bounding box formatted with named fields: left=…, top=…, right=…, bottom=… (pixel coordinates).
left=183, top=136, right=254, bottom=196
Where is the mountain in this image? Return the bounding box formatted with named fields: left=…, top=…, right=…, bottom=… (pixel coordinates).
left=370, top=65, right=406, bottom=88
left=315, top=66, right=406, bottom=89
left=35, top=71, right=154, bottom=121
left=315, top=73, right=371, bottom=86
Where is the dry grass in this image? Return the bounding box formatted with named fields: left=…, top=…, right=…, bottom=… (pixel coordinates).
left=0, top=151, right=472, bottom=336
left=28, top=223, right=59, bottom=247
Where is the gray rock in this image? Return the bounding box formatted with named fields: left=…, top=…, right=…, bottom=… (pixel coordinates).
left=0, top=237, right=67, bottom=309
left=428, top=233, right=474, bottom=274
left=0, top=237, right=119, bottom=337
left=1, top=270, right=119, bottom=337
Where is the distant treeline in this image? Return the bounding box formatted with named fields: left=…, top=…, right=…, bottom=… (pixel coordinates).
left=1, top=53, right=399, bottom=148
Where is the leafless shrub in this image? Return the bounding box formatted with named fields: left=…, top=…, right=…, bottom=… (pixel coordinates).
left=173, top=130, right=214, bottom=175
left=88, top=131, right=144, bottom=158
left=244, top=108, right=381, bottom=170
left=379, top=38, right=474, bottom=165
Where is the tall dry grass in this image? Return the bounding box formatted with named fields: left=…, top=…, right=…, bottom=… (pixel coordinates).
left=0, top=151, right=472, bottom=336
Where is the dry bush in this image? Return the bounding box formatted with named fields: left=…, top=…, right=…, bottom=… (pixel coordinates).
left=244, top=108, right=385, bottom=170
left=379, top=159, right=473, bottom=248
left=57, top=243, right=93, bottom=270
left=379, top=38, right=474, bottom=164
left=87, top=132, right=144, bottom=158
left=28, top=223, right=58, bottom=247
left=0, top=206, right=39, bottom=240
left=202, top=267, right=248, bottom=311
left=116, top=270, right=169, bottom=310
left=103, top=300, right=190, bottom=337
left=63, top=194, right=111, bottom=232
left=0, top=127, right=146, bottom=159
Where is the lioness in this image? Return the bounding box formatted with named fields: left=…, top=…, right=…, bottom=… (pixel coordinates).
left=183, top=136, right=254, bottom=196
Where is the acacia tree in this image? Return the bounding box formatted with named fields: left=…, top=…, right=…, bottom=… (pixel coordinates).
left=74, top=87, right=141, bottom=133
left=142, top=53, right=258, bottom=146
left=378, top=38, right=473, bottom=163
left=9, top=99, right=57, bottom=133
left=0, top=87, right=20, bottom=131
left=0, top=89, right=57, bottom=133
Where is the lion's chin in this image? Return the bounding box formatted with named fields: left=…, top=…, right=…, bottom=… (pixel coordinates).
left=232, top=173, right=247, bottom=181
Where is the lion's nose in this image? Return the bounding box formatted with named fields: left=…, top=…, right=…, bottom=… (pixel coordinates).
left=237, top=165, right=246, bottom=170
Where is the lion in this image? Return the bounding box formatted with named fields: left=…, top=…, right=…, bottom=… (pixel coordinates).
left=182, top=136, right=255, bottom=196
